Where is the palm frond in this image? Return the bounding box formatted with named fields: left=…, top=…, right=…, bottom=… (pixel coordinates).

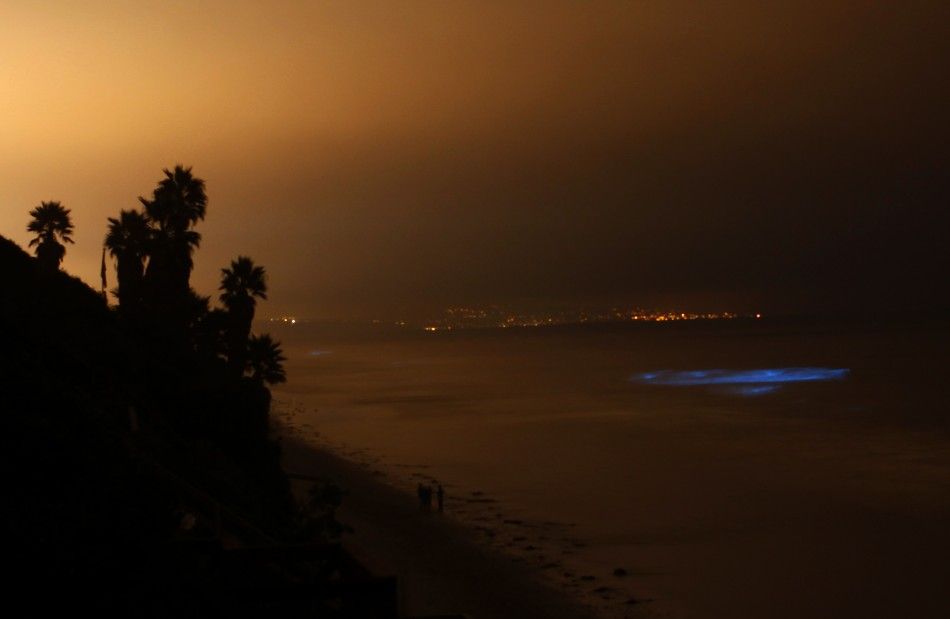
left=219, top=255, right=268, bottom=308
left=246, top=333, right=287, bottom=385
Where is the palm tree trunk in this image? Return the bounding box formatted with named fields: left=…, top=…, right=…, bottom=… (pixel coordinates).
left=226, top=303, right=253, bottom=378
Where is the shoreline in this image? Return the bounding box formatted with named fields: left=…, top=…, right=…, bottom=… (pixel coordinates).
left=279, top=428, right=606, bottom=619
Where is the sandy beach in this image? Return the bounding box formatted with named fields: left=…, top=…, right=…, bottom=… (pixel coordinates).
left=281, top=433, right=606, bottom=619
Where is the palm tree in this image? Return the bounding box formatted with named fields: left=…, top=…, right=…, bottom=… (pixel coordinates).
left=139, top=165, right=207, bottom=333
left=27, top=201, right=74, bottom=271
left=104, top=209, right=151, bottom=314
left=246, top=334, right=286, bottom=385
left=140, top=164, right=207, bottom=285
left=220, top=256, right=268, bottom=376
left=194, top=307, right=230, bottom=362
left=142, top=164, right=207, bottom=234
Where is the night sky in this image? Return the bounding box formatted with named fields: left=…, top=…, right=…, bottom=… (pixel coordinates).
left=2, top=1, right=947, bottom=318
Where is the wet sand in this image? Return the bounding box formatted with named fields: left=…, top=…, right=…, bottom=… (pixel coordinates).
left=281, top=433, right=604, bottom=619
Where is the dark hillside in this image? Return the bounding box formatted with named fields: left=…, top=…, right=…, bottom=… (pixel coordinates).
left=0, top=235, right=299, bottom=613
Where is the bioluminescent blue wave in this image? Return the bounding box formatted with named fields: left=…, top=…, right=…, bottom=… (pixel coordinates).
left=725, top=385, right=782, bottom=396
left=632, top=367, right=849, bottom=386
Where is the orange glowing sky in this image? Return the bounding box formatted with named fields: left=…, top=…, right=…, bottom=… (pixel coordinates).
left=2, top=2, right=947, bottom=317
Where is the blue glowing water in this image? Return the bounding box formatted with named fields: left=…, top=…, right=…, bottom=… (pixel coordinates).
left=633, top=367, right=849, bottom=385
left=632, top=367, right=849, bottom=395
left=725, top=384, right=782, bottom=396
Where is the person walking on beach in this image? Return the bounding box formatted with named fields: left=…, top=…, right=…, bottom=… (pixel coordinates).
left=423, top=484, right=433, bottom=511
left=436, top=484, right=444, bottom=513
left=418, top=483, right=433, bottom=511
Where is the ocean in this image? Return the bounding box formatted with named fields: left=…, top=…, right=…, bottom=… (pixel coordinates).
left=272, top=317, right=950, bottom=618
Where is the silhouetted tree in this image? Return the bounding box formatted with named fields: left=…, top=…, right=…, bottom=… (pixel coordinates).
left=142, top=165, right=207, bottom=233
left=186, top=288, right=212, bottom=323
left=104, top=209, right=151, bottom=316
left=194, top=307, right=230, bottom=363
left=220, top=256, right=267, bottom=376
left=246, top=334, right=286, bottom=385
left=139, top=165, right=207, bottom=334
left=27, top=201, right=74, bottom=271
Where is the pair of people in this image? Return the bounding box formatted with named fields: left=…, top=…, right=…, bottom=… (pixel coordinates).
left=417, top=483, right=444, bottom=512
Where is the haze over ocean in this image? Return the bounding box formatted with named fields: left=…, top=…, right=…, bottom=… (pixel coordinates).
left=274, top=317, right=950, bottom=618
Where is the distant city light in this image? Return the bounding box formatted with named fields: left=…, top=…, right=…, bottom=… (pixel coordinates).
left=406, top=305, right=757, bottom=332
left=267, top=316, right=298, bottom=324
